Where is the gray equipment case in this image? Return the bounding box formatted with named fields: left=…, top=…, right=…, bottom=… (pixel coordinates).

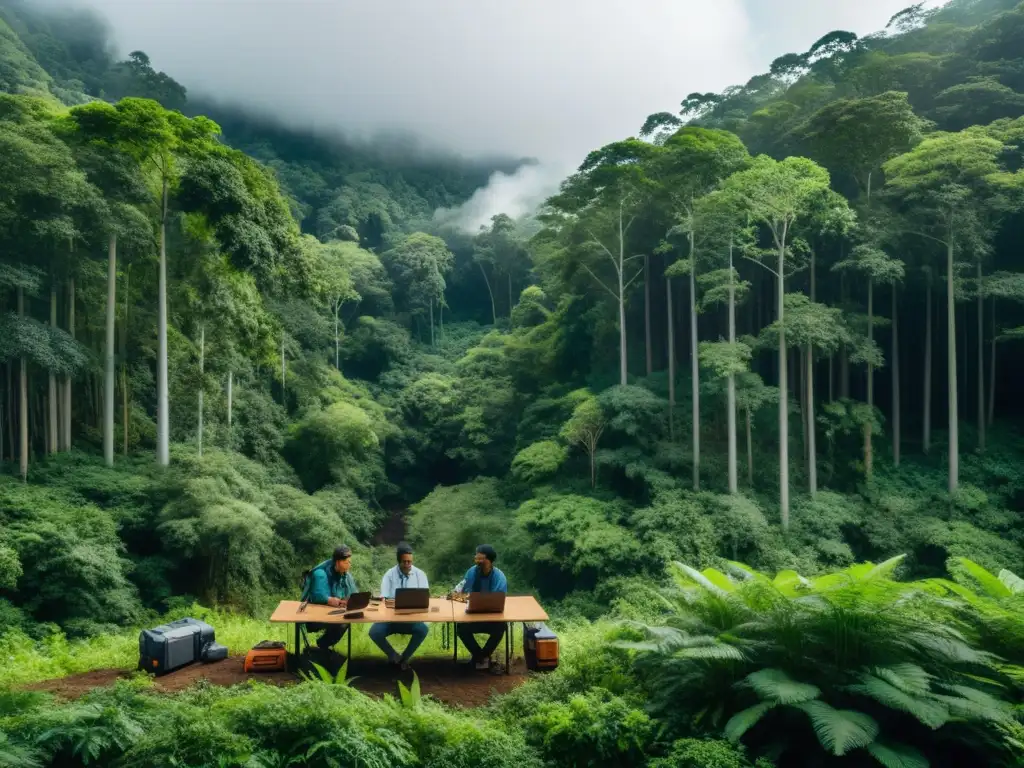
left=139, top=618, right=216, bottom=675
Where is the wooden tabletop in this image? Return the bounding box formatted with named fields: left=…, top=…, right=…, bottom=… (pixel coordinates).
left=270, top=595, right=549, bottom=625
left=451, top=595, right=549, bottom=624
left=270, top=598, right=452, bottom=624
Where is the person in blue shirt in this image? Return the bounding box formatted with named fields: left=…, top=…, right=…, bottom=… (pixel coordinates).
left=300, top=545, right=357, bottom=653
left=455, top=544, right=508, bottom=671
left=369, top=542, right=430, bottom=669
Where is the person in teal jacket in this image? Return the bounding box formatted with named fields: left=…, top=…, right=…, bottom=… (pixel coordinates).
left=301, top=545, right=357, bottom=652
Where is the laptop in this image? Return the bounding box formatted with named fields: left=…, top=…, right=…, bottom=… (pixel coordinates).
left=345, top=591, right=371, bottom=610
left=393, top=587, right=430, bottom=613
left=466, top=591, right=506, bottom=614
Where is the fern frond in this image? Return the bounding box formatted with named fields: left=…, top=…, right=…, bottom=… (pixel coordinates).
left=904, top=631, right=996, bottom=665
left=865, top=740, right=930, bottom=768
left=723, top=701, right=775, bottom=742
left=795, top=700, right=879, bottom=756
left=846, top=673, right=949, bottom=729
left=951, top=557, right=1012, bottom=599
left=743, top=668, right=821, bottom=705
left=869, top=664, right=933, bottom=695
left=930, top=689, right=1010, bottom=723
left=677, top=644, right=747, bottom=661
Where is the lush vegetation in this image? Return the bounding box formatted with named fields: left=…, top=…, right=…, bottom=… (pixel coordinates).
left=1, top=0, right=1024, bottom=765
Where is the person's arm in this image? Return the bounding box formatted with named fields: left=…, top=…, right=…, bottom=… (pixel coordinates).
left=380, top=570, right=393, bottom=599
left=495, top=569, right=508, bottom=593
left=309, top=568, right=330, bottom=604
left=419, top=568, right=429, bottom=590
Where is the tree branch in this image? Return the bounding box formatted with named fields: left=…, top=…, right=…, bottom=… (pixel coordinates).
left=624, top=267, right=645, bottom=293
left=742, top=255, right=779, bottom=278
left=580, top=263, right=620, bottom=300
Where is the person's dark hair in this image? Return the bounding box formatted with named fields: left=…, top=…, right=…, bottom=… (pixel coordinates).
left=333, top=545, right=352, bottom=562
left=476, top=544, right=497, bottom=563
left=396, top=541, right=413, bottom=560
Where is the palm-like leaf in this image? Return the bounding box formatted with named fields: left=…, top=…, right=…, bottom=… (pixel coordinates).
left=846, top=671, right=949, bottom=729
left=742, top=669, right=821, bottom=705
left=723, top=701, right=775, bottom=742
left=951, top=558, right=1012, bottom=599
left=795, top=700, right=879, bottom=756
left=865, top=741, right=930, bottom=768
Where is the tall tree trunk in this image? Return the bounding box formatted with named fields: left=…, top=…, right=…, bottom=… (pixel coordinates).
left=63, top=278, right=74, bottom=451
left=924, top=269, right=932, bottom=455
left=840, top=272, right=850, bottom=398
left=667, top=277, right=675, bottom=441
left=618, top=208, right=628, bottom=387
left=18, top=287, right=27, bottom=481
left=197, top=325, right=204, bottom=458
left=777, top=229, right=789, bottom=530
left=478, top=262, right=497, bottom=325
left=644, top=255, right=652, bottom=376
left=48, top=285, right=57, bottom=455
left=807, top=344, right=817, bottom=497
left=976, top=262, right=985, bottom=452
left=745, top=407, right=753, bottom=487
left=122, top=265, right=129, bottom=457
left=439, top=295, right=444, bottom=341
left=946, top=238, right=959, bottom=493
left=156, top=178, right=169, bottom=466
left=508, top=273, right=513, bottom=319
left=689, top=234, right=699, bottom=490
left=865, top=277, right=874, bottom=479
left=988, top=298, right=996, bottom=427
left=892, top=285, right=901, bottom=468
left=104, top=233, right=116, bottom=466
left=727, top=244, right=737, bottom=494
left=429, top=297, right=435, bottom=347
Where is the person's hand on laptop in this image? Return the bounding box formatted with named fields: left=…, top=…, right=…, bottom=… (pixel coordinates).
left=327, top=597, right=347, bottom=608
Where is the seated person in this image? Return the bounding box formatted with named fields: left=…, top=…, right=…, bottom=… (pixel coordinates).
left=455, top=544, right=507, bottom=671
left=300, top=545, right=357, bottom=654
left=369, top=542, right=430, bottom=670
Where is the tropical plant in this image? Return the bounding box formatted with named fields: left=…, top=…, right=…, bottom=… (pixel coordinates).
left=621, top=557, right=1022, bottom=767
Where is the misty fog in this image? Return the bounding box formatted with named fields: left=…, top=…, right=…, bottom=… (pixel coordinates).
left=52, top=0, right=924, bottom=227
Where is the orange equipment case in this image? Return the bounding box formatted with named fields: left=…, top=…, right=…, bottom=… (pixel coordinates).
left=523, top=623, right=559, bottom=671
left=244, top=641, right=287, bottom=673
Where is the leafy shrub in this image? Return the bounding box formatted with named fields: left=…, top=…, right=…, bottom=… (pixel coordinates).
left=648, top=738, right=768, bottom=768
left=511, top=440, right=568, bottom=483
left=0, top=479, right=142, bottom=631
left=625, top=557, right=1022, bottom=767
left=521, top=688, right=654, bottom=767
left=408, top=477, right=533, bottom=589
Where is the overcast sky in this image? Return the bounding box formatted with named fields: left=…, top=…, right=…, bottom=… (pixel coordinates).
left=74, top=0, right=921, bottom=164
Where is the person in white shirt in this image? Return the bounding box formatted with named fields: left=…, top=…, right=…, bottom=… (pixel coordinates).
left=369, top=542, right=430, bottom=669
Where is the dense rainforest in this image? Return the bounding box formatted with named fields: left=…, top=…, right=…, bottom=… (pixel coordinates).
left=1, top=0, right=1023, bottom=766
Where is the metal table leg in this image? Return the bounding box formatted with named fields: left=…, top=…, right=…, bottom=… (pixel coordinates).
left=452, top=623, right=458, bottom=663
left=505, top=622, right=511, bottom=675
left=347, top=624, right=352, bottom=663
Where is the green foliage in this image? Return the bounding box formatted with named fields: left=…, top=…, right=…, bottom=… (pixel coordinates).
left=512, top=440, right=568, bottom=483
left=625, top=558, right=1023, bottom=766
left=407, top=478, right=530, bottom=589
left=521, top=688, right=654, bottom=767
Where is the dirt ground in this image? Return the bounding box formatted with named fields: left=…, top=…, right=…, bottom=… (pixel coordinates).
left=24, top=654, right=531, bottom=709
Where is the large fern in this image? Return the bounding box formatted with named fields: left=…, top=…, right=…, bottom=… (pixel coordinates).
left=625, top=557, right=1024, bottom=767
